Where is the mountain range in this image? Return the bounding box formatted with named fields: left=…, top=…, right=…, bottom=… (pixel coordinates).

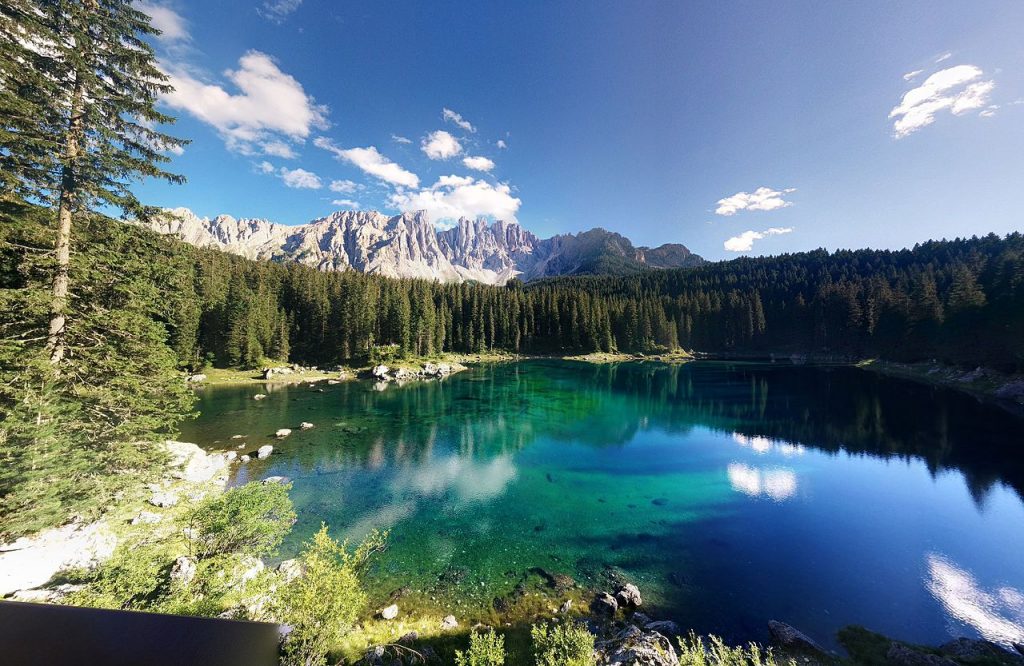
left=148, top=208, right=704, bottom=285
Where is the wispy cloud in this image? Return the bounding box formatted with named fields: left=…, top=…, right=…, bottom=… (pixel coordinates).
left=331, top=199, right=360, bottom=209
left=496, top=139, right=507, bottom=149
left=162, top=50, right=328, bottom=155
left=421, top=130, right=462, bottom=160
left=442, top=108, right=476, bottom=133
left=135, top=1, right=189, bottom=43
left=889, top=64, right=995, bottom=138
left=724, top=227, right=793, bottom=252
left=463, top=155, right=495, bottom=172
left=935, top=52, right=953, bottom=63
left=715, top=187, right=796, bottom=216
left=329, top=179, right=360, bottom=193
left=278, top=166, right=321, bottom=189
left=262, top=139, right=297, bottom=159
left=315, top=137, right=420, bottom=188
left=391, top=134, right=412, bottom=144
left=903, top=69, right=924, bottom=82
left=259, top=0, right=302, bottom=23
left=389, top=175, right=521, bottom=227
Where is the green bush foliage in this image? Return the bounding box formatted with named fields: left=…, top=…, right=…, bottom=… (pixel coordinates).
left=277, top=524, right=387, bottom=666
left=531, top=621, right=595, bottom=666
left=187, top=481, right=296, bottom=558
left=677, top=632, right=793, bottom=666
left=64, top=543, right=169, bottom=610
left=455, top=629, right=507, bottom=666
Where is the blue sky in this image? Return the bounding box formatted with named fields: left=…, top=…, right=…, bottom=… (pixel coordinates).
left=134, top=0, right=1024, bottom=260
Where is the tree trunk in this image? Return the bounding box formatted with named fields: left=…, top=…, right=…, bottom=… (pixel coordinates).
left=46, top=71, right=85, bottom=372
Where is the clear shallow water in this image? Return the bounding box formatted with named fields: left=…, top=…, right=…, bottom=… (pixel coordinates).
left=181, top=361, right=1024, bottom=650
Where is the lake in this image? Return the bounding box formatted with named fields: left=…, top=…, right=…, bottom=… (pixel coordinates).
left=180, top=361, right=1024, bottom=651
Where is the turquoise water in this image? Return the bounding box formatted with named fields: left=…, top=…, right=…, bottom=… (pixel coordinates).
left=181, top=361, right=1024, bottom=650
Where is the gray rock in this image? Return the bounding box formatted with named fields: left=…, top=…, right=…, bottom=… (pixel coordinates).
left=300, top=422, right=314, bottom=430
left=441, top=614, right=459, bottom=630
left=631, top=612, right=652, bottom=627
left=253, top=393, right=267, bottom=400
left=371, top=365, right=390, bottom=379
left=170, top=556, right=196, bottom=586
left=939, top=638, right=1024, bottom=664
left=886, top=642, right=957, bottom=665
left=616, top=583, right=643, bottom=608
left=225, top=451, right=237, bottom=461
left=274, top=428, right=291, bottom=439
left=240, top=455, right=251, bottom=462
left=258, top=444, right=275, bottom=458
left=187, top=373, right=207, bottom=383
left=277, top=559, right=303, bottom=583
left=598, top=625, right=679, bottom=666
left=263, top=475, right=291, bottom=485
left=131, top=511, right=162, bottom=525
left=645, top=620, right=682, bottom=636
left=767, top=620, right=826, bottom=654
left=591, top=591, right=618, bottom=617
left=398, top=631, right=418, bottom=644
left=380, top=604, right=399, bottom=620
left=559, top=599, right=573, bottom=614
left=149, top=490, right=178, bottom=508
left=996, top=380, right=1024, bottom=401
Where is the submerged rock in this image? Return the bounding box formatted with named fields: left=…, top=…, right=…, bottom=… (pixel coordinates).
left=886, top=642, right=957, bottom=665
left=258, top=444, right=274, bottom=458
left=300, top=421, right=314, bottom=429
left=253, top=394, right=267, bottom=400
left=939, top=638, right=1024, bottom=664
left=263, top=475, right=291, bottom=485
left=274, top=428, right=291, bottom=439
left=768, top=620, right=827, bottom=655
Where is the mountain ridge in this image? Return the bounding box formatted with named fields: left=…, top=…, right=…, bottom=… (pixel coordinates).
left=148, top=208, right=704, bottom=284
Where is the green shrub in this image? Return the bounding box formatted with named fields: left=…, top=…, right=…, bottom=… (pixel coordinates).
left=277, top=524, right=386, bottom=666
left=677, top=632, right=792, bottom=666
left=64, top=543, right=169, bottom=610
left=531, top=621, right=595, bottom=666
left=455, top=628, right=507, bottom=666
left=187, top=481, right=295, bottom=558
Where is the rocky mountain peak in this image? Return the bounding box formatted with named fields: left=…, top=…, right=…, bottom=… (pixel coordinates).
left=147, top=207, right=702, bottom=284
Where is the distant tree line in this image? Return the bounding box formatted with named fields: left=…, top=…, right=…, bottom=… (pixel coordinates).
left=168, top=231, right=1024, bottom=371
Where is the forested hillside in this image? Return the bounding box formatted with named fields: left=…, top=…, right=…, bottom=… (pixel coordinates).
left=5, top=203, right=1023, bottom=377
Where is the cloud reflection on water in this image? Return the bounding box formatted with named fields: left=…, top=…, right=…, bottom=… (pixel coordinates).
left=727, top=463, right=798, bottom=501
left=925, top=552, right=1024, bottom=647
left=732, top=432, right=805, bottom=457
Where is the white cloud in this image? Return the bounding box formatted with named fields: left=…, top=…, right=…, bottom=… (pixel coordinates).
left=257, top=160, right=275, bottom=174
left=421, top=130, right=462, bottom=160
left=390, top=175, right=521, bottom=226
left=724, top=227, right=793, bottom=252
left=442, top=108, right=476, bottom=133
left=331, top=199, right=360, bottom=209
left=936, top=52, right=953, bottom=63
left=162, top=50, right=328, bottom=154
left=715, top=187, right=795, bottom=216
left=278, top=167, right=321, bottom=189
left=329, top=179, right=359, bottom=193
left=259, top=0, right=301, bottom=22
left=315, top=137, right=420, bottom=188
left=262, top=139, right=297, bottom=158
left=136, top=1, right=189, bottom=42
left=463, top=155, right=495, bottom=172
left=903, top=69, right=924, bottom=81
left=496, top=139, right=507, bottom=149
left=889, top=64, right=995, bottom=138
left=391, top=134, right=412, bottom=144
